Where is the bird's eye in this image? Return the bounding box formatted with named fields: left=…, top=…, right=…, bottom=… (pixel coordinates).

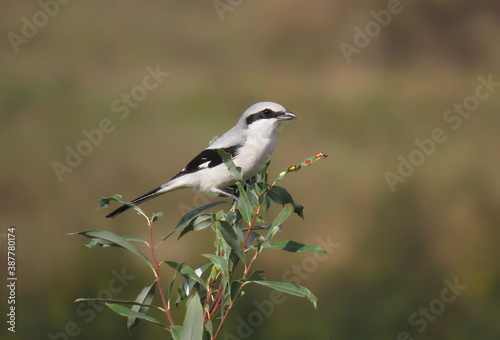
left=262, top=109, right=273, bottom=116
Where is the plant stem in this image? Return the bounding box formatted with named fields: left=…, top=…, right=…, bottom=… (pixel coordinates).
left=147, top=218, right=175, bottom=327
left=242, top=203, right=260, bottom=249
left=212, top=251, right=258, bottom=339
left=207, top=280, right=224, bottom=320
left=204, top=269, right=221, bottom=323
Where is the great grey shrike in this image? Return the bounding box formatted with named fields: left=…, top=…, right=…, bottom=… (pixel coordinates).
left=105, top=101, right=296, bottom=218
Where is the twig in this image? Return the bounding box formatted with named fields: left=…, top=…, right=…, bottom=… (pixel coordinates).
left=147, top=217, right=175, bottom=326
left=208, top=280, right=225, bottom=319
left=212, top=251, right=258, bottom=339
left=242, top=203, right=261, bottom=249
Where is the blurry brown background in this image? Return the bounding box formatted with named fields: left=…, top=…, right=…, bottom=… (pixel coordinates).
left=1, top=1, right=499, bottom=339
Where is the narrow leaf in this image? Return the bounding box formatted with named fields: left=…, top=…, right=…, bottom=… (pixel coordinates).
left=267, top=186, right=304, bottom=218
left=294, top=203, right=304, bottom=219
left=250, top=281, right=317, bottom=308
left=265, top=240, right=327, bottom=254
left=171, top=325, right=183, bottom=340
left=160, top=201, right=225, bottom=243
left=127, top=281, right=157, bottom=330
left=257, top=160, right=271, bottom=186
left=122, top=235, right=147, bottom=244
left=180, top=266, right=206, bottom=289
left=218, top=149, right=243, bottom=181
left=203, top=254, right=229, bottom=279
left=163, top=260, right=185, bottom=271
left=105, top=303, right=166, bottom=328
left=98, top=194, right=148, bottom=219
left=244, top=231, right=263, bottom=249
left=74, top=298, right=162, bottom=311
left=246, top=269, right=265, bottom=281
left=217, top=220, right=246, bottom=264
left=266, top=206, right=292, bottom=240
left=179, top=214, right=213, bottom=239
left=267, top=186, right=293, bottom=205
left=163, top=261, right=206, bottom=304
left=97, top=194, right=123, bottom=210
left=236, top=182, right=254, bottom=224
left=69, top=230, right=152, bottom=268
left=180, top=292, right=204, bottom=340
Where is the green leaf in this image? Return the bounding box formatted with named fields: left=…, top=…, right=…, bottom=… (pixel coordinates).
left=225, top=209, right=241, bottom=227
left=163, top=260, right=185, bottom=271
left=74, top=298, right=162, bottom=311
left=80, top=239, right=101, bottom=249
left=236, top=183, right=254, bottom=224
left=164, top=261, right=207, bottom=304
left=208, top=135, right=219, bottom=146
left=217, top=149, right=243, bottom=181
left=244, top=231, right=263, bottom=249
left=265, top=240, right=327, bottom=254
left=230, top=280, right=243, bottom=300
left=176, top=264, right=210, bottom=306
left=217, top=220, right=246, bottom=264
left=152, top=212, right=163, bottom=222
left=97, top=194, right=123, bottom=210
left=173, top=201, right=224, bottom=233
left=179, top=214, right=213, bottom=239
left=180, top=292, right=204, bottom=340
left=105, top=303, right=167, bottom=328
left=176, top=283, right=189, bottom=306
left=122, top=235, right=148, bottom=244
left=160, top=201, right=225, bottom=243
left=204, top=321, right=213, bottom=339
left=293, top=203, right=304, bottom=219
left=249, top=281, right=317, bottom=308
left=127, top=281, right=157, bottom=330
left=202, top=254, right=229, bottom=279
left=180, top=266, right=206, bottom=289
left=245, top=269, right=265, bottom=281
left=268, top=186, right=293, bottom=205
left=69, top=230, right=153, bottom=268
left=267, top=186, right=304, bottom=218
left=171, top=325, right=183, bottom=340
left=257, top=160, right=271, bottom=186
left=266, top=206, right=292, bottom=240
left=98, top=194, right=148, bottom=219
left=163, top=261, right=184, bottom=299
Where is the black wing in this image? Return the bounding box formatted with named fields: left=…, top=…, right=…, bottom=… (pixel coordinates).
left=171, top=145, right=240, bottom=180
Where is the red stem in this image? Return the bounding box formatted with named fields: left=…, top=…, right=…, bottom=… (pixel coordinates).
left=213, top=203, right=261, bottom=339
left=212, top=254, right=257, bottom=340
left=242, top=204, right=260, bottom=249
left=148, top=218, right=175, bottom=327
left=208, top=280, right=225, bottom=319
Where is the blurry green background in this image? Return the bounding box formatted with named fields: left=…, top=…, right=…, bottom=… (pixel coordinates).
left=1, top=1, right=500, bottom=339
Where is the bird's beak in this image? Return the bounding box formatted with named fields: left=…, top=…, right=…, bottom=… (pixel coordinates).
left=279, top=111, right=296, bottom=121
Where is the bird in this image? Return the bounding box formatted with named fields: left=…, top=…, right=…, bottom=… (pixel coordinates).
left=105, top=102, right=296, bottom=219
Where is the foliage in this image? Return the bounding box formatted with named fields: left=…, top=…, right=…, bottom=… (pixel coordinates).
left=71, top=152, right=327, bottom=339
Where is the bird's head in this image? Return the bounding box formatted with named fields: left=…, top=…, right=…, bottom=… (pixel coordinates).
left=239, top=102, right=296, bottom=136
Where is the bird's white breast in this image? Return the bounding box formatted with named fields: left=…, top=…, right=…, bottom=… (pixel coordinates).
left=234, top=135, right=276, bottom=179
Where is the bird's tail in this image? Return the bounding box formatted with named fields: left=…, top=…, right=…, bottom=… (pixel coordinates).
left=105, top=186, right=166, bottom=219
